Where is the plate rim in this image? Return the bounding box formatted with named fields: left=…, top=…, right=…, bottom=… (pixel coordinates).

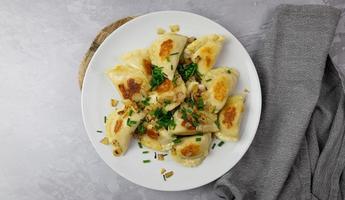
left=81, top=10, right=262, bottom=191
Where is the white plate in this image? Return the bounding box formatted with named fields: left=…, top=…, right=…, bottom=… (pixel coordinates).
left=81, top=11, right=261, bottom=191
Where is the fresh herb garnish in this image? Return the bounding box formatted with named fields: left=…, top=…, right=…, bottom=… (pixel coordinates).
left=143, top=160, right=151, bottom=163
left=172, top=75, right=178, bottom=86
left=177, top=63, right=198, bottom=81
left=150, top=65, right=166, bottom=90
left=137, top=121, right=146, bottom=134
left=138, top=142, right=143, bottom=148
left=142, top=151, right=149, bottom=154
left=227, top=69, right=231, bottom=74
left=141, top=96, right=151, bottom=106
left=173, top=138, right=182, bottom=144
left=195, top=132, right=203, bottom=136
left=218, top=141, right=225, bottom=147
left=163, top=99, right=172, bottom=106
left=196, top=98, right=204, bottom=110
left=104, top=116, right=107, bottom=123
left=186, top=97, right=194, bottom=107
left=128, top=109, right=133, bottom=116
left=195, top=137, right=202, bottom=142
left=215, top=117, right=220, bottom=129
left=170, top=65, right=173, bottom=70
left=212, top=143, right=216, bottom=149
left=96, top=130, right=102, bottom=133
left=170, top=52, right=179, bottom=56
left=206, top=79, right=212, bottom=82
left=126, top=118, right=137, bottom=127
left=181, top=108, right=188, bottom=120
left=153, top=108, right=176, bottom=130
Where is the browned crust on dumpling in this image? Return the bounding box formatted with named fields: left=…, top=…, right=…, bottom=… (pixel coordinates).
left=159, top=39, right=173, bottom=59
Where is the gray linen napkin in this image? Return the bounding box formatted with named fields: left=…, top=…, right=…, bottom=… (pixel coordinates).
left=213, top=5, right=343, bottom=200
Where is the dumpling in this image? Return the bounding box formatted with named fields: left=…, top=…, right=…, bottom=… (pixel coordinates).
left=149, top=32, right=187, bottom=80
left=121, top=49, right=152, bottom=78
left=171, top=133, right=212, bottom=167
left=215, top=95, right=245, bottom=141
left=105, top=105, right=146, bottom=156
left=202, top=67, right=239, bottom=113
left=184, top=34, right=225, bottom=75
left=170, top=103, right=219, bottom=135
left=107, top=65, right=150, bottom=101
left=139, top=129, right=174, bottom=151
left=149, top=73, right=186, bottom=111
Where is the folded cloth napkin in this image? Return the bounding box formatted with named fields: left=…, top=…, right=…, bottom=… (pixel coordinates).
left=212, top=4, right=343, bottom=200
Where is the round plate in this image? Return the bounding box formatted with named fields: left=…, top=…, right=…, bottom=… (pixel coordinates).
left=81, top=11, right=261, bottom=191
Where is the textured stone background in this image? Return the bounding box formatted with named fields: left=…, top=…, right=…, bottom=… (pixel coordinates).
left=0, top=0, right=344, bottom=199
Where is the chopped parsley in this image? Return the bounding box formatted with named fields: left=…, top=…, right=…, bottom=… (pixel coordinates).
left=177, top=63, right=198, bottom=81
left=150, top=65, right=166, bottom=90
left=126, top=118, right=137, bottom=127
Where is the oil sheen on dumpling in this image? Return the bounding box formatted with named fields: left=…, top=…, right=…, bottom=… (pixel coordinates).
left=170, top=103, right=219, bottom=135
left=202, top=67, right=239, bottom=113
left=105, top=105, right=146, bottom=156
left=215, top=95, right=245, bottom=141
left=171, top=133, right=212, bottom=167
left=149, top=32, right=187, bottom=80
left=184, top=34, right=225, bottom=75
left=139, top=129, right=174, bottom=151
left=149, top=73, right=186, bottom=111
left=107, top=65, right=150, bottom=101
left=121, top=49, right=152, bottom=79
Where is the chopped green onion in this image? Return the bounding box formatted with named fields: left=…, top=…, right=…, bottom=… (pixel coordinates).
left=227, top=69, right=231, bottom=74
left=195, top=132, right=203, bottom=136
left=137, top=122, right=146, bottom=134
left=96, top=130, right=102, bottom=133
left=195, top=137, right=202, bottom=142
left=150, top=65, right=166, bottom=90
left=128, top=109, right=133, bottom=116
left=196, top=98, right=204, bottom=110
left=126, top=118, right=137, bottom=127
left=142, top=151, right=149, bottom=154
left=206, top=79, right=212, bottom=82
left=212, top=143, right=216, bottom=149
left=173, top=138, right=182, bottom=144
left=138, top=142, right=143, bottom=148
left=218, top=141, right=225, bottom=147
left=170, top=52, right=179, bottom=56
left=141, top=97, right=151, bottom=106
left=163, top=175, right=166, bottom=181
left=170, top=65, right=173, bottom=70
left=143, top=160, right=151, bottom=163
left=104, top=116, right=107, bottom=123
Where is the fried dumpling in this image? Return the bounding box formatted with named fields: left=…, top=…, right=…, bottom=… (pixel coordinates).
left=184, top=34, right=225, bottom=75
left=215, top=95, right=245, bottom=141
left=105, top=105, right=146, bottom=156
left=107, top=65, right=150, bottom=101
left=120, top=49, right=152, bottom=79
left=170, top=103, right=219, bottom=135
left=149, top=32, right=187, bottom=80
left=139, top=129, right=174, bottom=151
left=171, top=133, right=212, bottom=167
left=149, top=73, right=186, bottom=111
left=202, top=67, right=239, bottom=113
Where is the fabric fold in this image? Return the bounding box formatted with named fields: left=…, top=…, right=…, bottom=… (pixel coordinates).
left=213, top=4, right=342, bottom=200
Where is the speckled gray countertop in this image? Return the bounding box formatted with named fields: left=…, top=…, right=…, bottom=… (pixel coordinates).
left=1, top=0, right=344, bottom=200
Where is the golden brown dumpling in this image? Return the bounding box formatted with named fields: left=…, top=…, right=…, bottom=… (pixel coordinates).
left=149, top=32, right=187, bottom=80
left=215, top=95, right=245, bottom=141
left=106, top=65, right=150, bottom=101
left=139, top=129, right=174, bottom=151
left=184, top=34, right=225, bottom=75
left=171, top=133, right=212, bottom=167
left=121, top=48, right=152, bottom=79
left=105, top=105, right=146, bottom=156
left=202, top=67, right=239, bottom=113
